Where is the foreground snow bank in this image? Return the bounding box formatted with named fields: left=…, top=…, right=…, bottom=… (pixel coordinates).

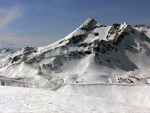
left=57, top=84, right=150, bottom=108
left=0, top=86, right=149, bottom=113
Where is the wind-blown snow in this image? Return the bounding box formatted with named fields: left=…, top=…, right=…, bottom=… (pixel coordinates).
left=0, top=86, right=150, bottom=113
left=57, top=84, right=150, bottom=108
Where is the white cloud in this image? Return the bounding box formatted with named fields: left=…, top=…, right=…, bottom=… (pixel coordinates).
left=0, top=5, right=23, bottom=29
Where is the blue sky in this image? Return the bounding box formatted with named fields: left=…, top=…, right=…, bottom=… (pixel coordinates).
left=0, top=0, right=150, bottom=48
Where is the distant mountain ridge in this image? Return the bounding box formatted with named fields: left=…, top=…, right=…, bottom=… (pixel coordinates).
left=0, top=18, right=150, bottom=88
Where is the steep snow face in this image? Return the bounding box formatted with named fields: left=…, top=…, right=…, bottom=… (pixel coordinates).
left=0, top=48, right=14, bottom=68
left=0, top=18, right=150, bottom=88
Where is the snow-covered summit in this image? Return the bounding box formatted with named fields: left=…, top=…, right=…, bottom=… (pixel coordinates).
left=0, top=18, right=149, bottom=88
left=79, top=17, right=105, bottom=31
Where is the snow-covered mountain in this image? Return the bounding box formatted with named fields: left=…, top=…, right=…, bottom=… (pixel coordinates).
left=0, top=18, right=150, bottom=88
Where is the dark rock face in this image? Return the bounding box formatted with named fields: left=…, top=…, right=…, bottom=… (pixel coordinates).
left=79, top=18, right=105, bottom=31
left=93, top=39, right=138, bottom=71
left=67, top=34, right=87, bottom=45
left=84, top=51, right=91, bottom=54
left=79, top=18, right=97, bottom=31
left=106, top=23, right=137, bottom=45
left=11, top=47, right=35, bottom=63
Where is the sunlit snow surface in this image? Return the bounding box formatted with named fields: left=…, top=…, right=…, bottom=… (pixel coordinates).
left=0, top=86, right=150, bottom=113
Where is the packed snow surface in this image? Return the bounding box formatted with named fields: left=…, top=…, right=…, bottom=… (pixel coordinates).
left=0, top=86, right=150, bottom=113
left=57, top=84, right=150, bottom=107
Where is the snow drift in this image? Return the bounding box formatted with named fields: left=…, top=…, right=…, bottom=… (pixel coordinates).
left=1, top=86, right=150, bottom=113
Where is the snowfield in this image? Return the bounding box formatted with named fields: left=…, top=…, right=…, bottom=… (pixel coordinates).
left=0, top=86, right=150, bottom=113
left=57, top=84, right=150, bottom=108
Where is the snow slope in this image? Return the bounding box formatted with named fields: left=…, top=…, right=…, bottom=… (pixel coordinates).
left=0, top=48, right=14, bottom=68
left=0, top=86, right=150, bottom=113
left=57, top=84, right=150, bottom=108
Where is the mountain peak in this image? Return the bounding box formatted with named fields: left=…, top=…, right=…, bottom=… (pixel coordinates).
left=106, top=22, right=136, bottom=43
left=79, top=17, right=106, bottom=31
left=84, top=17, right=95, bottom=24
left=79, top=17, right=97, bottom=30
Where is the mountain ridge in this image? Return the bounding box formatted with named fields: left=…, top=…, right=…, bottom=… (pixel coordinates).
left=0, top=18, right=149, bottom=88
